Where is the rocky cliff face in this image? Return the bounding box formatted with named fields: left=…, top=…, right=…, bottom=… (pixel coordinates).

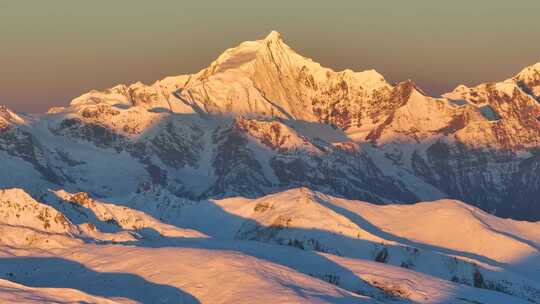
left=1, top=32, right=539, bottom=220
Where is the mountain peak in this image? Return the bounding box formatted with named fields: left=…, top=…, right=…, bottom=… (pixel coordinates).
left=395, top=79, right=426, bottom=96
left=513, top=62, right=540, bottom=83
left=514, top=62, right=540, bottom=100
left=264, top=30, right=282, bottom=42
left=516, top=62, right=540, bottom=76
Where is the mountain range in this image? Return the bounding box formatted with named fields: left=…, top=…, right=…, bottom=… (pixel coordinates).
left=1, top=32, right=539, bottom=303
left=2, top=31, right=540, bottom=220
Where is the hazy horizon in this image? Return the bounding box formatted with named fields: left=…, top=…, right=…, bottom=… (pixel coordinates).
left=2, top=0, right=540, bottom=112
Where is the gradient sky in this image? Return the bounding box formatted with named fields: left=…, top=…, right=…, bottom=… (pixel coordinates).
left=1, top=0, right=540, bottom=112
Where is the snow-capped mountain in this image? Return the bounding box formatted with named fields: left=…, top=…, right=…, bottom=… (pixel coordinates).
left=1, top=31, right=539, bottom=303
left=1, top=31, right=538, bottom=220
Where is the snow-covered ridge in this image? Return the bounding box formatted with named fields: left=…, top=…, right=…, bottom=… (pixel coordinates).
left=1, top=187, right=539, bottom=303
left=0, top=189, right=77, bottom=235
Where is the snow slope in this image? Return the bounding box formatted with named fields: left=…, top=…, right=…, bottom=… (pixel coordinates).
left=0, top=279, right=121, bottom=304
left=0, top=188, right=539, bottom=303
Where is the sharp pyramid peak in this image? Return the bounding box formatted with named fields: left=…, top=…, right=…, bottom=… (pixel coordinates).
left=202, top=31, right=294, bottom=77
left=258, top=30, right=292, bottom=54
left=263, top=30, right=283, bottom=42
left=258, top=30, right=302, bottom=58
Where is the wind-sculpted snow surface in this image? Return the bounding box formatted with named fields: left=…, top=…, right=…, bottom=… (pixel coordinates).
left=0, top=188, right=539, bottom=303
